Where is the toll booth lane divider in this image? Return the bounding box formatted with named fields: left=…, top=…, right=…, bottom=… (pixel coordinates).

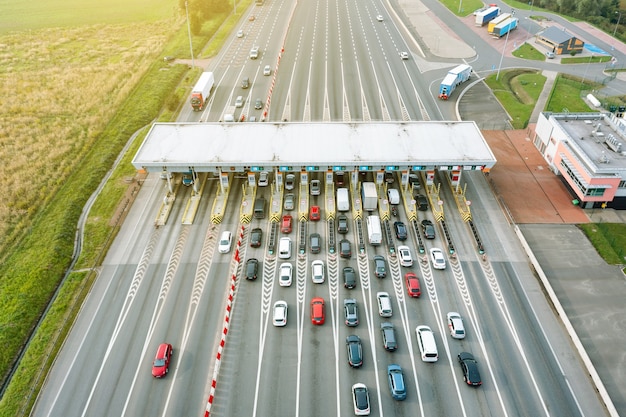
left=204, top=224, right=246, bottom=417
left=239, top=182, right=256, bottom=224
left=182, top=173, right=208, bottom=225
left=211, top=179, right=232, bottom=224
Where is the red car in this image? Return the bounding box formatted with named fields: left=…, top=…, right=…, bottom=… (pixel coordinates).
left=309, top=206, right=321, bottom=221
left=311, top=297, right=325, bottom=325
left=405, top=272, right=421, bottom=298
left=281, top=215, right=293, bottom=233
left=152, top=343, right=173, bottom=378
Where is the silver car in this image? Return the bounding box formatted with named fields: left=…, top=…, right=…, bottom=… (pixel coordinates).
left=284, top=193, right=295, bottom=211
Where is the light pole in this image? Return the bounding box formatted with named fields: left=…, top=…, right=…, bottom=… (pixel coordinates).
left=458, top=0, right=463, bottom=14
left=613, top=11, right=622, bottom=39
left=185, top=1, right=195, bottom=68
left=496, top=9, right=515, bottom=81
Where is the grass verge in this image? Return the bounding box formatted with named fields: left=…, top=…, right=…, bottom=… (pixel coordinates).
left=437, top=0, right=483, bottom=17
left=578, top=223, right=626, bottom=265
left=545, top=73, right=598, bottom=112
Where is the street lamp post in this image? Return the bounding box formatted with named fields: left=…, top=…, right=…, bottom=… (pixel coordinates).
left=496, top=9, right=515, bottom=81
left=185, top=1, right=195, bottom=68
left=613, top=11, right=622, bottom=39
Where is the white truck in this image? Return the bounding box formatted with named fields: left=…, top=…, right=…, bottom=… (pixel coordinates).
left=366, top=215, right=382, bottom=245
left=190, top=71, right=215, bottom=111
left=337, top=188, right=350, bottom=211
left=361, top=182, right=377, bottom=211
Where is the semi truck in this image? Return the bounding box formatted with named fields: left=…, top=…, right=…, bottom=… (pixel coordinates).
left=492, top=17, right=518, bottom=38
left=361, top=182, right=378, bottom=211
left=438, top=64, right=472, bottom=100
left=190, top=71, right=215, bottom=111
left=487, top=13, right=511, bottom=34
left=475, top=6, right=500, bottom=26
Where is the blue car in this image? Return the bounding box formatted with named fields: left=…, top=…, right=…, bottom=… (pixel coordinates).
left=387, top=364, right=407, bottom=400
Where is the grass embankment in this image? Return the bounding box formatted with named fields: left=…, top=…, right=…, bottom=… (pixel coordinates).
left=0, top=0, right=251, bottom=413
left=545, top=73, right=601, bottom=112
left=579, top=223, right=626, bottom=265
left=438, top=0, right=483, bottom=16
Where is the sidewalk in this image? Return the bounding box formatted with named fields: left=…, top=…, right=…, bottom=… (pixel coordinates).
left=529, top=70, right=558, bottom=123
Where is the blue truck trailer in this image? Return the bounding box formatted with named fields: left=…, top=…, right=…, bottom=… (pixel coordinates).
left=475, top=6, right=500, bottom=26
left=492, top=17, right=518, bottom=38
left=438, top=64, right=472, bottom=100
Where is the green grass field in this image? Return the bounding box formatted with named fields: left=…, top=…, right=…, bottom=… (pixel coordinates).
left=0, top=0, right=175, bottom=33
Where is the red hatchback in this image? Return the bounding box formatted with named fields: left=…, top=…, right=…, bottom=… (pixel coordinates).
left=152, top=343, right=173, bottom=378
left=281, top=215, right=293, bottom=233
left=311, top=297, right=325, bottom=325
left=309, top=206, right=321, bottom=221
left=405, top=272, right=421, bottom=298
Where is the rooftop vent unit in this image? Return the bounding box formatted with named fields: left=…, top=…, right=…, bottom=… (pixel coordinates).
left=605, top=134, right=623, bottom=153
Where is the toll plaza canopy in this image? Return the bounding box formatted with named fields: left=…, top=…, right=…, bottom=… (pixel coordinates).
left=132, top=122, right=497, bottom=173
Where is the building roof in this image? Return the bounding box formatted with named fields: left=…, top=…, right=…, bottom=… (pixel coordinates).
left=539, top=26, right=578, bottom=44
left=132, top=122, right=497, bottom=173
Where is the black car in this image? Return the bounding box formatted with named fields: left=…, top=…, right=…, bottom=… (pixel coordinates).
left=245, top=258, right=259, bottom=280
left=373, top=255, right=386, bottom=278
left=416, top=194, right=428, bottom=211
left=343, top=266, right=356, bottom=289
left=394, top=221, right=408, bottom=241
left=337, top=214, right=349, bottom=234
left=250, top=228, right=262, bottom=247
left=346, top=335, right=363, bottom=367
left=384, top=172, right=395, bottom=183
left=421, top=219, right=435, bottom=239
left=310, top=233, right=321, bottom=254
left=339, top=239, right=352, bottom=259
left=458, top=352, right=482, bottom=386
left=380, top=322, right=397, bottom=351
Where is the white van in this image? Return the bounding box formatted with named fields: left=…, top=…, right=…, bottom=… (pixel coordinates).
left=366, top=215, right=382, bottom=245
left=416, top=325, right=438, bottom=362
left=337, top=188, right=350, bottom=212
left=278, top=237, right=291, bottom=259
left=377, top=292, right=392, bottom=317
left=387, top=188, right=400, bottom=205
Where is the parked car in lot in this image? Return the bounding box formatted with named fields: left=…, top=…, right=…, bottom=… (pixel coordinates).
left=458, top=352, right=482, bottom=386
left=337, top=214, right=349, bottom=233
left=380, top=322, right=397, bottom=351
left=343, top=266, right=357, bottom=289
left=284, top=193, right=295, bottom=211
left=387, top=364, right=407, bottom=400
left=405, top=272, right=421, bottom=297
left=373, top=255, right=386, bottom=278
left=152, top=343, right=173, bottom=378
left=311, top=297, right=325, bottom=325
left=245, top=258, right=259, bottom=280
left=250, top=227, right=262, bottom=247
left=397, top=245, right=413, bottom=267
left=447, top=312, right=466, bottom=339
left=279, top=263, right=293, bottom=287
left=309, top=205, right=321, bottom=221
left=310, top=232, right=321, bottom=254
left=346, top=335, right=363, bottom=367
left=344, top=298, right=359, bottom=326
left=218, top=231, right=233, bottom=253
left=352, top=383, right=370, bottom=415
left=430, top=247, right=446, bottom=269
left=281, top=215, right=293, bottom=233
left=339, top=239, right=352, bottom=259
left=394, top=221, right=408, bottom=240
left=273, top=301, right=288, bottom=326
left=311, top=259, right=325, bottom=283
left=421, top=219, right=435, bottom=239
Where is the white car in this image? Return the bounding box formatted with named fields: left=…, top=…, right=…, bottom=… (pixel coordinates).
left=352, top=383, right=370, bottom=415
left=397, top=245, right=413, bottom=267
left=430, top=248, right=446, bottom=269
left=447, top=312, right=466, bottom=339
left=376, top=15, right=384, bottom=21
left=279, top=263, right=293, bottom=287
left=263, top=65, right=271, bottom=76
left=236, top=29, right=244, bottom=38
left=235, top=95, right=244, bottom=108
left=285, top=174, right=295, bottom=190
left=258, top=171, right=269, bottom=186
left=311, top=260, right=325, bottom=283
left=400, top=51, right=409, bottom=60
left=218, top=231, right=232, bottom=253
left=310, top=180, right=321, bottom=196
left=273, top=301, right=288, bottom=326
